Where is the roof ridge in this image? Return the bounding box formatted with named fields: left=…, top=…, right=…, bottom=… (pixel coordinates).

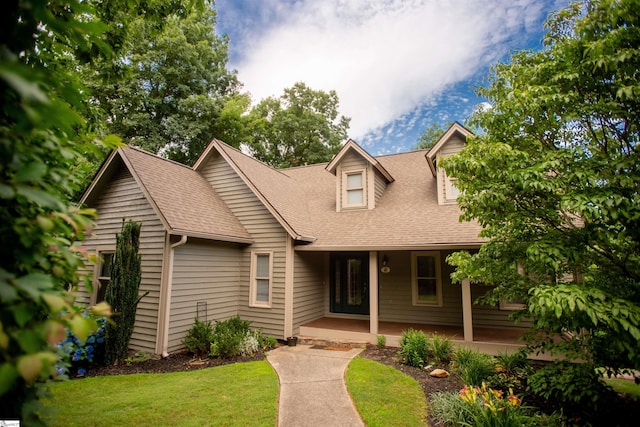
left=215, top=141, right=292, bottom=178
left=122, top=145, right=195, bottom=170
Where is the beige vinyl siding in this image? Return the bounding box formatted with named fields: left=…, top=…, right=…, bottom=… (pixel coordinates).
left=378, top=250, right=463, bottom=326
left=471, top=286, right=532, bottom=329
left=292, top=251, right=325, bottom=335
left=200, top=154, right=288, bottom=338
left=79, top=166, right=165, bottom=353
left=374, top=170, right=387, bottom=203
left=167, top=240, right=242, bottom=353
left=436, top=135, right=466, bottom=204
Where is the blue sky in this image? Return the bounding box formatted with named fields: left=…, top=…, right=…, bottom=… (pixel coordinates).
left=216, top=0, right=569, bottom=155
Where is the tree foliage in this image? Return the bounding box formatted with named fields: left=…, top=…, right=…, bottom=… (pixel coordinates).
left=104, top=220, right=145, bottom=365
left=1, top=0, right=113, bottom=423
left=246, top=82, right=351, bottom=168
left=444, top=0, right=640, bottom=380
left=414, top=122, right=450, bottom=150
left=84, top=0, right=240, bottom=165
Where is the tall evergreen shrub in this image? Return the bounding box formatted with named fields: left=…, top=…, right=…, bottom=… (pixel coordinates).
left=105, top=220, right=146, bottom=364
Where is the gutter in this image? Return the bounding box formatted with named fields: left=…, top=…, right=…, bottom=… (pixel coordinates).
left=162, top=235, right=188, bottom=357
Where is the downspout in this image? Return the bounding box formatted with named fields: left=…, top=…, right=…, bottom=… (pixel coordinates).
left=162, top=235, right=187, bottom=357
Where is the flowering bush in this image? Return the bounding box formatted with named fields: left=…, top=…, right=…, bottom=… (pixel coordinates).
left=56, top=314, right=107, bottom=377
left=457, top=382, right=529, bottom=427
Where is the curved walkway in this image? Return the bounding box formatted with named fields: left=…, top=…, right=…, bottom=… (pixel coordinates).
left=267, top=344, right=364, bottom=427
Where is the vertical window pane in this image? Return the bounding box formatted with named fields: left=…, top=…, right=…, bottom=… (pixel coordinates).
left=417, top=256, right=436, bottom=278
left=418, top=278, right=437, bottom=301
left=346, top=173, right=362, bottom=189
left=256, top=254, right=269, bottom=277
left=100, top=253, right=113, bottom=278
left=334, top=260, right=341, bottom=304
left=347, top=189, right=363, bottom=205
left=256, top=279, right=269, bottom=302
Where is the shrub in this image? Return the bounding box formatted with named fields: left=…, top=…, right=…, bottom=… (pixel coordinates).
left=430, top=333, right=453, bottom=363
left=57, top=314, right=107, bottom=377
left=451, top=347, right=496, bottom=386
left=487, top=350, right=533, bottom=394
left=209, top=316, right=266, bottom=358
left=527, top=361, right=613, bottom=410
left=376, top=335, right=387, bottom=348
left=182, top=318, right=214, bottom=355
left=428, top=391, right=470, bottom=426
left=398, top=329, right=430, bottom=368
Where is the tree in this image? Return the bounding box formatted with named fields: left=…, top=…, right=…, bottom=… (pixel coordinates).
left=414, top=122, right=450, bottom=150
left=84, top=0, right=240, bottom=165
left=1, top=0, right=112, bottom=423
left=246, top=82, right=351, bottom=168
left=104, top=220, right=145, bottom=365
left=444, top=0, right=640, bottom=400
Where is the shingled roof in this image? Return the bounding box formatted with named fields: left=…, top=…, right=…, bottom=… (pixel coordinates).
left=81, top=146, right=253, bottom=243
left=284, top=148, right=483, bottom=250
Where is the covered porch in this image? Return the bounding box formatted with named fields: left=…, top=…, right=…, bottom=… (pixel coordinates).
left=299, top=317, right=530, bottom=356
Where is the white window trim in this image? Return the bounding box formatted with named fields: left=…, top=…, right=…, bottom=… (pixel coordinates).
left=411, top=251, right=443, bottom=307
left=342, top=169, right=366, bottom=209
left=250, top=250, right=273, bottom=308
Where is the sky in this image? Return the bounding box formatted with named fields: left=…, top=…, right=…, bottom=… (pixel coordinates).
left=215, top=0, right=569, bottom=155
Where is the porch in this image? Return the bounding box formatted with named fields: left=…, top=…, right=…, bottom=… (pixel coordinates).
left=299, top=317, right=535, bottom=357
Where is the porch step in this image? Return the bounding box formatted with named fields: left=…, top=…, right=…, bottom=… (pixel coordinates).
left=296, top=336, right=369, bottom=349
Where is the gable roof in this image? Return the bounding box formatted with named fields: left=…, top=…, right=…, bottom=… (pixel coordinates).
left=80, top=146, right=253, bottom=244
left=326, top=139, right=394, bottom=182
left=194, top=140, right=316, bottom=242
left=426, top=122, right=473, bottom=176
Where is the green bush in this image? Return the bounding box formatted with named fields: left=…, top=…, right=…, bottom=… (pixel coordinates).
left=261, top=335, right=278, bottom=350
left=208, top=316, right=271, bottom=358
left=398, top=329, right=430, bottom=368
left=451, top=347, right=496, bottom=386
left=486, top=350, right=533, bottom=394
left=430, top=333, right=453, bottom=363
left=527, top=361, right=613, bottom=410
left=376, top=335, right=387, bottom=348
left=182, top=318, right=214, bottom=354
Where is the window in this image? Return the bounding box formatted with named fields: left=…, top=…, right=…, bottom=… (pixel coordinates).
left=444, top=174, right=460, bottom=202
left=500, top=299, right=526, bottom=311
left=250, top=251, right=272, bottom=307
left=411, top=252, right=442, bottom=306
left=95, top=251, right=114, bottom=303
left=344, top=170, right=365, bottom=207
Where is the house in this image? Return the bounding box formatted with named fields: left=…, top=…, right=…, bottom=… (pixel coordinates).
left=78, top=122, right=529, bottom=357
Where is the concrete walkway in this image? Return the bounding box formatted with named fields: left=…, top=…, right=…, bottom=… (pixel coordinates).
left=267, top=344, right=364, bottom=427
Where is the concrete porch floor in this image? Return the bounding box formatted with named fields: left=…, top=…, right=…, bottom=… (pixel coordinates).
left=299, top=317, right=535, bottom=357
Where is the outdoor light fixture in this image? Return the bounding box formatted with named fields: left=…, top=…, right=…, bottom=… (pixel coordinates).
left=381, top=255, right=391, bottom=273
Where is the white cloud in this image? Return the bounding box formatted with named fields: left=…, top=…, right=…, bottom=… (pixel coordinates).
left=226, top=0, right=552, bottom=140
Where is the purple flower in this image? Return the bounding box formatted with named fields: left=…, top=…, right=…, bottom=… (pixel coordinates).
left=97, top=337, right=104, bottom=343
left=77, top=368, right=86, bottom=376
left=87, top=336, right=95, bottom=344
left=86, top=345, right=94, bottom=354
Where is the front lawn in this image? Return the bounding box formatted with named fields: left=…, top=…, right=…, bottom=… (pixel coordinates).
left=346, top=356, right=427, bottom=426
left=43, top=361, right=278, bottom=427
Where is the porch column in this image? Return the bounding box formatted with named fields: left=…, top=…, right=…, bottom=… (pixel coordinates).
left=369, top=251, right=379, bottom=336
left=462, top=278, right=473, bottom=342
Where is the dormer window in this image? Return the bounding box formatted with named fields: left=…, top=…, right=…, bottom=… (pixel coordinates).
left=345, top=171, right=365, bottom=207
left=444, top=174, right=460, bottom=203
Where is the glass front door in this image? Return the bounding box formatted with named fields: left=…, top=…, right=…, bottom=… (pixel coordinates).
left=330, top=252, right=369, bottom=315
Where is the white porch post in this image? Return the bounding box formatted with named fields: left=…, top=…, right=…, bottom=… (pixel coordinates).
left=462, top=278, right=473, bottom=342
left=369, top=251, right=379, bottom=336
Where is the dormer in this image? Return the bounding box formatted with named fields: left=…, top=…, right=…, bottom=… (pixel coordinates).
left=426, top=122, right=473, bottom=205
left=326, top=139, right=394, bottom=212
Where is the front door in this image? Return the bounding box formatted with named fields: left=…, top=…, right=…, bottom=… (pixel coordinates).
left=330, top=252, right=369, bottom=315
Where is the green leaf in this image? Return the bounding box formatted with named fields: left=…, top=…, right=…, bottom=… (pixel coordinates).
left=15, top=161, right=48, bottom=183
left=15, top=185, right=64, bottom=209
left=0, top=363, right=18, bottom=395
left=14, top=273, right=55, bottom=300
left=0, top=183, right=15, bottom=199
left=0, top=67, right=49, bottom=103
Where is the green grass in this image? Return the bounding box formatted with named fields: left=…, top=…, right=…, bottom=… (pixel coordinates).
left=42, top=361, right=278, bottom=427
left=346, top=356, right=427, bottom=427
left=606, top=378, right=640, bottom=399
